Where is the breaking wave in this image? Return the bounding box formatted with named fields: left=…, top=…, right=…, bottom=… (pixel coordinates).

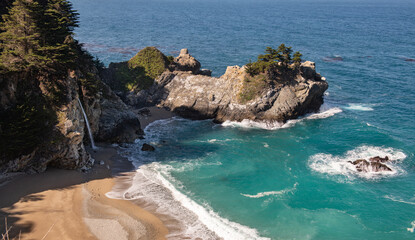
left=222, top=104, right=342, bottom=130
left=345, top=103, right=375, bottom=111
left=308, top=146, right=407, bottom=180
left=106, top=163, right=269, bottom=240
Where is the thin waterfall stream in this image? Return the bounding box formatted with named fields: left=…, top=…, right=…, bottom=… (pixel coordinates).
left=77, top=98, right=97, bottom=149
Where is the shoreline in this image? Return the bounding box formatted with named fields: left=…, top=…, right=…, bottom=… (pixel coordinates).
left=0, top=106, right=174, bottom=240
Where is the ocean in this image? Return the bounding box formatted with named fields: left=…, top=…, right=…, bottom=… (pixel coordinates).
left=72, top=0, right=415, bottom=239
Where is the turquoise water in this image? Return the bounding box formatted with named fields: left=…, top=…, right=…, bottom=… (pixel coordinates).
left=72, top=0, right=415, bottom=239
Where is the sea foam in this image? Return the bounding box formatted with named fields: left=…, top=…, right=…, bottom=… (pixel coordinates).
left=308, top=146, right=407, bottom=181
left=345, top=103, right=375, bottom=111
left=241, top=183, right=298, bottom=199
left=107, top=118, right=269, bottom=239
left=106, top=163, right=269, bottom=240
left=222, top=104, right=342, bottom=130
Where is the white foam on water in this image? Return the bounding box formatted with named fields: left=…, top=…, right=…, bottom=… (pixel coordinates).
left=106, top=162, right=269, bottom=240
left=384, top=195, right=415, bottom=206
left=308, top=146, right=407, bottom=180
left=345, top=103, right=374, bottom=111
left=408, top=221, right=415, bottom=233
left=241, top=183, right=298, bottom=199
left=222, top=104, right=342, bottom=130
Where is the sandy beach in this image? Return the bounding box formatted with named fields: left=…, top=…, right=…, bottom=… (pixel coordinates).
left=0, top=107, right=174, bottom=240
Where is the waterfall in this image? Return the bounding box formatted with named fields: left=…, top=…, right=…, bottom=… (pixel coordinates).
left=77, top=98, right=97, bottom=150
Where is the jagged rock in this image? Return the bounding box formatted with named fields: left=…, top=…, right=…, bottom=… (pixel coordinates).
left=350, top=159, right=392, bottom=172
left=93, top=83, right=143, bottom=143
left=369, top=156, right=389, bottom=163
left=173, top=48, right=201, bottom=74
left=141, top=143, right=155, bottom=151
left=143, top=59, right=328, bottom=123
left=1, top=65, right=143, bottom=173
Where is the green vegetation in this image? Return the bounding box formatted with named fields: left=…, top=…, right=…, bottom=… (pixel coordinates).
left=0, top=88, right=56, bottom=161
left=0, top=0, right=79, bottom=73
left=240, top=44, right=303, bottom=102
left=0, top=0, right=90, bottom=162
left=110, top=47, right=170, bottom=92
left=245, top=44, right=302, bottom=77
left=239, top=75, right=268, bottom=103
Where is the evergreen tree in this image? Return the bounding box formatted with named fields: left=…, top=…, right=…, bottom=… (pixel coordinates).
left=293, top=51, right=302, bottom=67
left=277, top=44, right=292, bottom=68
left=39, top=0, right=79, bottom=71
left=0, top=0, right=43, bottom=72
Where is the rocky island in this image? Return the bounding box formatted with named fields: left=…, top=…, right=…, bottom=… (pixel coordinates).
left=104, top=46, right=328, bottom=124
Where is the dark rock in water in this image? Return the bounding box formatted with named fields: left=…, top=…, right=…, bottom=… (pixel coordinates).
left=369, top=156, right=389, bottom=163
left=323, top=56, right=343, bottom=62
left=351, top=159, right=392, bottom=172
left=141, top=143, right=155, bottom=151
left=198, top=69, right=212, bottom=76
left=137, top=107, right=151, bottom=116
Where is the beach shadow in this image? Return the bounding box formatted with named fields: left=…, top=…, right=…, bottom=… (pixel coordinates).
left=0, top=144, right=135, bottom=239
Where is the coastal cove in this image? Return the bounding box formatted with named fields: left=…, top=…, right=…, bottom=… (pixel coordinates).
left=71, top=0, right=415, bottom=239
left=0, top=0, right=414, bottom=239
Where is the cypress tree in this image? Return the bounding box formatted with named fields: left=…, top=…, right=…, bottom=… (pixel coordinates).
left=0, top=0, right=43, bottom=72
left=39, top=0, right=80, bottom=72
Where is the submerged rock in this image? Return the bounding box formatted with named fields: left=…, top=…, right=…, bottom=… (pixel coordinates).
left=141, top=143, right=155, bottom=151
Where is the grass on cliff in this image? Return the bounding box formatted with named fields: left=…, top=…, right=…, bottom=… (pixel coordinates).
left=238, top=74, right=268, bottom=103
left=110, top=47, right=172, bottom=92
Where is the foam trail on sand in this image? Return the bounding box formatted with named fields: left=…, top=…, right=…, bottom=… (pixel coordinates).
left=222, top=104, right=342, bottom=130
left=241, top=183, right=298, bottom=199
left=106, top=163, right=269, bottom=239
left=308, top=146, right=406, bottom=181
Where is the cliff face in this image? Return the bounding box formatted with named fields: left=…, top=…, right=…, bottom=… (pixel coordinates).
left=0, top=65, right=142, bottom=173
left=128, top=49, right=328, bottom=123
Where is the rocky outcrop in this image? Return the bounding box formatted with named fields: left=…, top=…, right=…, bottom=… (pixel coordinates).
left=172, top=48, right=201, bottom=74
left=349, top=156, right=392, bottom=173
left=93, top=83, right=143, bottom=143
left=130, top=49, right=328, bottom=123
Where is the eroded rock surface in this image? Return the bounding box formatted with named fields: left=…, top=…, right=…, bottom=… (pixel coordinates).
left=133, top=49, right=328, bottom=123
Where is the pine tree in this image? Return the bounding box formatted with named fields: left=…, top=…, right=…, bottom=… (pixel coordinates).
left=0, top=0, right=43, bottom=72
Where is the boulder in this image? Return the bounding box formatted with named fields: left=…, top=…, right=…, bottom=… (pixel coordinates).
left=141, top=143, right=155, bottom=151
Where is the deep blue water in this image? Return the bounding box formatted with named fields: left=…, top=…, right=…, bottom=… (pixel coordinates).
left=72, top=0, right=415, bottom=239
